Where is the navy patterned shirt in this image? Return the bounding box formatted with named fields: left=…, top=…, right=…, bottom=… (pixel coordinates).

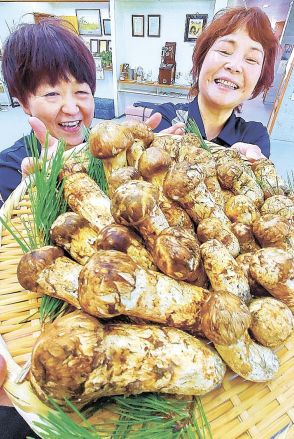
left=151, top=97, right=270, bottom=158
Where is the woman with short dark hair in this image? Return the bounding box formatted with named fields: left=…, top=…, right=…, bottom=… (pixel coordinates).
left=0, top=18, right=96, bottom=206
left=149, top=7, right=280, bottom=161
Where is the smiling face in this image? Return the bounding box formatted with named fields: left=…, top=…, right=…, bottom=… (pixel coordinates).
left=198, top=27, right=264, bottom=112
left=21, top=75, right=94, bottom=147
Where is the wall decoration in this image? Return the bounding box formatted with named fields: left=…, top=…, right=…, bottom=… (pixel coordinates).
left=94, top=57, right=104, bottom=80
left=184, top=14, right=208, bottom=42
left=132, top=15, right=144, bottom=37
left=103, top=19, right=111, bottom=36
left=98, top=40, right=108, bottom=54
left=90, top=39, right=99, bottom=55
left=147, top=15, right=160, bottom=37
left=60, top=15, right=79, bottom=34
left=75, top=9, right=102, bottom=36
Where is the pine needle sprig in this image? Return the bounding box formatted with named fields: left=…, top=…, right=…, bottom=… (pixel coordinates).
left=287, top=170, right=294, bottom=192
left=30, top=398, right=101, bottom=439
left=29, top=394, right=213, bottom=439
left=0, top=216, right=30, bottom=253
left=22, top=134, right=69, bottom=322
left=39, top=296, right=68, bottom=324
left=185, top=118, right=211, bottom=152
left=80, top=125, right=108, bottom=194
left=88, top=154, right=109, bottom=195
left=26, top=134, right=67, bottom=246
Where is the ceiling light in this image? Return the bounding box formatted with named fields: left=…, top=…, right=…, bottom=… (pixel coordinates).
left=263, top=4, right=269, bottom=7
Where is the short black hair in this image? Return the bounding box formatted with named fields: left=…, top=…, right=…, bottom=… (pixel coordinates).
left=2, top=18, right=96, bottom=105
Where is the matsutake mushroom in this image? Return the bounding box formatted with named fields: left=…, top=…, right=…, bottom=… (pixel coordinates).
left=30, top=311, right=226, bottom=408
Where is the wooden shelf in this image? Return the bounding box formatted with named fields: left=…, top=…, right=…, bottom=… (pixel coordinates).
left=118, top=80, right=190, bottom=90
left=118, top=80, right=189, bottom=100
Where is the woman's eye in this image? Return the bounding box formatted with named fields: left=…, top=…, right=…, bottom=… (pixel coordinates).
left=44, top=92, right=59, bottom=97
left=218, top=50, right=230, bottom=55
left=77, top=91, right=90, bottom=95
left=246, top=58, right=258, bottom=64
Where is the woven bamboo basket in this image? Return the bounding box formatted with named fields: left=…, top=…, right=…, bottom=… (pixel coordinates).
left=0, top=142, right=294, bottom=439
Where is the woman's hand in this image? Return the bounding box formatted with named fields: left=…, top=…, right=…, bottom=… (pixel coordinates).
left=0, top=353, right=11, bottom=406
left=21, top=117, right=58, bottom=178
left=231, top=142, right=266, bottom=162
left=0, top=354, right=6, bottom=387
left=146, top=112, right=185, bottom=135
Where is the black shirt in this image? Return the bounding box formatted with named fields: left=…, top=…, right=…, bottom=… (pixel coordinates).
left=151, top=97, right=270, bottom=158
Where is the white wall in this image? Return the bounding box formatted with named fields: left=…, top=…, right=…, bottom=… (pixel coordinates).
left=0, top=3, right=52, bottom=43
left=0, top=0, right=222, bottom=113
left=0, top=2, right=113, bottom=99
left=114, top=0, right=215, bottom=81
left=113, top=0, right=216, bottom=114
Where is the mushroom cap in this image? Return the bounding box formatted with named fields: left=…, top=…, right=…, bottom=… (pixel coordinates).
left=163, top=162, right=204, bottom=199
left=225, top=195, right=260, bottom=225
left=123, top=120, right=154, bottom=146
left=236, top=253, right=268, bottom=297
left=231, top=222, right=260, bottom=253
left=214, top=148, right=242, bottom=164
left=138, top=147, right=172, bottom=180
left=260, top=195, right=294, bottom=219
left=249, top=247, right=294, bottom=293
left=17, top=246, right=64, bottom=291
left=180, top=133, right=202, bottom=149
left=30, top=310, right=102, bottom=407
left=89, top=121, right=134, bottom=159
left=252, top=214, right=290, bottom=246
left=78, top=250, right=137, bottom=316
left=50, top=212, right=91, bottom=246
left=96, top=224, right=143, bottom=253
left=201, top=290, right=251, bottom=345
left=216, top=161, right=243, bottom=189
left=197, top=217, right=240, bottom=258
left=111, top=180, right=160, bottom=226
left=59, top=160, right=88, bottom=181
left=151, top=135, right=181, bottom=159
left=153, top=227, right=201, bottom=282
left=249, top=297, right=294, bottom=348
left=126, top=139, right=146, bottom=168
left=108, top=166, right=140, bottom=199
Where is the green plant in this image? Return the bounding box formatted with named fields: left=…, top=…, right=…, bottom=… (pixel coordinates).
left=100, top=50, right=112, bottom=67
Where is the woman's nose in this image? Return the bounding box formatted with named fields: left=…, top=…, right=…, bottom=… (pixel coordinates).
left=61, top=97, right=79, bottom=114
left=224, top=56, right=243, bottom=73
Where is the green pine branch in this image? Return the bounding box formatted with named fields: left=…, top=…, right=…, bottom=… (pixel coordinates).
left=287, top=170, right=294, bottom=192
left=30, top=395, right=213, bottom=439
left=83, top=125, right=108, bottom=194
left=185, top=118, right=211, bottom=152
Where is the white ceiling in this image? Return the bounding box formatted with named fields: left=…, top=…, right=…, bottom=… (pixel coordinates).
left=228, top=0, right=292, bottom=23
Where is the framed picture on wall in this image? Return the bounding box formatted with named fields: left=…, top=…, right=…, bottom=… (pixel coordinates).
left=98, top=39, right=108, bottom=53
left=132, top=15, right=144, bottom=37
left=90, top=39, right=99, bottom=55
left=103, top=19, right=111, bottom=36
left=94, top=57, right=104, bottom=80
left=76, top=9, right=102, bottom=36
left=184, top=14, right=208, bottom=42
left=147, top=15, right=160, bottom=37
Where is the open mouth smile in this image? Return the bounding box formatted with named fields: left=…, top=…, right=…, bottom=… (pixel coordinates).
left=58, top=120, right=82, bottom=130
left=214, top=79, right=239, bottom=90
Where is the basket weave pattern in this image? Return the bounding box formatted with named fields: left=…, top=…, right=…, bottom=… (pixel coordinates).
left=0, top=155, right=294, bottom=439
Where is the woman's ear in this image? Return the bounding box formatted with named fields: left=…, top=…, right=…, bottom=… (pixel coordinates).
left=18, top=101, right=32, bottom=116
